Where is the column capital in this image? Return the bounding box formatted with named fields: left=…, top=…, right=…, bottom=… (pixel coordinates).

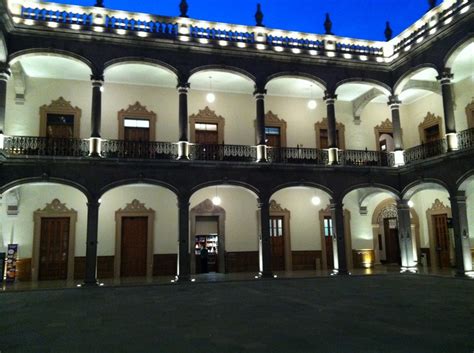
left=396, top=199, right=411, bottom=209
left=450, top=190, right=467, bottom=203
left=91, top=74, right=104, bottom=85
left=329, top=199, right=343, bottom=209
left=253, top=88, right=267, bottom=99
left=177, top=82, right=190, bottom=93
left=178, top=193, right=190, bottom=207
left=437, top=70, right=453, bottom=85
left=388, top=95, right=402, bottom=108
left=0, top=65, right=11, bottom=82
left=324, top=92, right=337, bottom=103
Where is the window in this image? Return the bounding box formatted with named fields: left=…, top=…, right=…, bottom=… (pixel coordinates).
left=265, top=127, right=280, bottom=135
left=124, top=119, right=150, bottom=128
left=118, top=102, right=157, bottom=141
left=195, top=123, right=218, bottom=131
left=269, top=217, right=283, bottom=237
left=323, top=216, right=333, bottom=237
left=46, top=114, right=74, bottom=138
left=424, top=124, right=440, bottom=143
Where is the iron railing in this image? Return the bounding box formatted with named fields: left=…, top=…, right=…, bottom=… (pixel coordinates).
left=2, top=136, right=89, bottom=157
left=189, top=144, right=256, bottom=162
left=101, top=139, right=177, bottom=159
left=457, top=128, right=474, bottom=150
left=404, top=139, right=448, bottom=164
left=339, top=149, right=392, bottom=167
left=267, top=147, right=328, bottom=165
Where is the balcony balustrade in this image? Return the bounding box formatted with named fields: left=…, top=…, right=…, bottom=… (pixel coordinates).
left=101, top=139, right=178, bottom=160
left=2, top=129, right=474, bottom=166
left=404, top=139, right=448, bottom=164
left=2, top=136, right=89, bottom=157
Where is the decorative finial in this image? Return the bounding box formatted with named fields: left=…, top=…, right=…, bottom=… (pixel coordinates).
left=324, top=13, right=333, bottom=35
left=179, top=0, right=189, bottom=17
left=384, top=21, right=393, bottom=41
left=428, top=0, right=437, bottom=10
left=255, top=3, right=264, bottom=27
left=94, top=0, right=104, bottom=7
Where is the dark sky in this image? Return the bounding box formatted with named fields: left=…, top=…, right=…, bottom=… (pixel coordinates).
left=47, top=0, right=434, bottom=41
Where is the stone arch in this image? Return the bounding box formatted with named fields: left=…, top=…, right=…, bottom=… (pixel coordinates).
left=104, top=57, right=179, bottom=78
left=393, top=64, right=440, bottom=96
left=99, top=179, right=179, bottom=199
left=264, top=72, right=327, bottom=92
left=190, top=180, right=260, bottom=200
left=335, top=78, right=392, bottom=97
left=444, top=35, right=474, bottom=68
left=341, top=184, right=400, bottom=203
left=401, top=179, right=450, bottom=201
left=189, top=65, right=256, bottom=84
left=0, top=31, right=7, bottom=63
left=270, top=182, right=333, bottom=200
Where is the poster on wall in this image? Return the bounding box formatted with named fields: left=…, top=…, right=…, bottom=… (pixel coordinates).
left=6, top=244, right=18, bottom=282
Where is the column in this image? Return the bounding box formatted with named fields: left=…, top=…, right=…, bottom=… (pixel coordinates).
left=388, top=95, right=405, bottom=166
left=437, top=69, right=458, bottom=151
left=177, top=81, right=190, bottom=160
left=324, top=92, right=339, bottom=164
left=90, top=74, right=104, bottom=157
left=0, top=66, right=10, bottom=149
left=258, top=197, right=273, bottom=277
left=84, top=198, right=100, bottom=285
left=330, top=200, right=348, bottom=274
left=397, top=200, right=417, bottom=271
left=254, top=88, right=267, bottom=162
left=450, top=191, right=473, bottom=275
left=177, top=194, right=190, bottom=280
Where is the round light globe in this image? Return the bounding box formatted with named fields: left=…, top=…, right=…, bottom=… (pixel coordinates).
left=408, top=200, right=414, bottom=208
left=212, top=196, right=222, bottom=206
left=206, top=92, right=216, bottom=103
left=307, top=99, right=317, bottom=110
left=311, top=196, right=321, bottom=206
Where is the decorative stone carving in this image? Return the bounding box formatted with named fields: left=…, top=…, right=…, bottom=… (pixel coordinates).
left=418, top=112, right=443, bottom=143
left=384, top=22, right=393, bottom=41
left=269, top=200, right=289, bottom=213
left=324, top=13, right=333, bottom=35
left=377, top=204, right=398, bottom=223
left=255, top=3, right=264, bottom=27
left=37, top=199, right=75, bottom=213
left=118, top=101, right=157, bottom=140
left=430, top=199, right=450, bottom=212
left=189, top=107, right=225, bottom=144
left=191, top=199, right=225, bottom=214
left=118, top=199, right=153, bottom=213
left=39, top=97, right=82, bottom=138
left=179, top=0, right=188, bottom=17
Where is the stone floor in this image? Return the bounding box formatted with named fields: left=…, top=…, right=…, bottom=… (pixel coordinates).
left=0, top=274, right=473, bottom=353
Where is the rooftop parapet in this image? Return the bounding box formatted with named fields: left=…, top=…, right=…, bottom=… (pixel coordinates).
left=5, top=0, right=472, bottom=64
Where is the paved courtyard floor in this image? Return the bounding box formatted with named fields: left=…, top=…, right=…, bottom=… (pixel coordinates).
left=0, top=274, right=473, bottom=353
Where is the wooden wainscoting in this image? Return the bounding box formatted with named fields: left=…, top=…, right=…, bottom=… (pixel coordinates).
left=225, top=251, right=259, bottom=273
left=352, top=250, right=375, bottom=269
left=291, top=251, right=322, bottom=271
left=74, top=257, right=86, bottom=279
left=97, top=256, right=115, bottom=279
left=153, top=254, right=177, bottom=276
left=471, top=249, right=474, bottom=263
left=16, top=258, right=32, bottom=281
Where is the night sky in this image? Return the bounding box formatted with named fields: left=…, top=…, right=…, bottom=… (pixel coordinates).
left=47, top=0, right=435, bottom=41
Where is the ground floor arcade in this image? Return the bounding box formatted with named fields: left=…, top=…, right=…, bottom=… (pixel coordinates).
left=1, top=179, right=473, bottom=284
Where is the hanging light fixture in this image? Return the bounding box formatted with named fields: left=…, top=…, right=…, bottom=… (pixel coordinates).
left=212, top=185, right=221, bottom=205
left=408, top=200, right=414, bottom=208
left=311, top=195, right=321, bottom=206
left=307, top=84, right=317, bottom=110
left=206, top=76, right=216, bottom=103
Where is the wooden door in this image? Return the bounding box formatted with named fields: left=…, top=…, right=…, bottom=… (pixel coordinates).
left=124, top=127, right=150, bottom=142
left=323, top=216, right=334, bottom=269
left=433, top=214, right=450, bottom=268
left=383, top=218, right=401, bottom=264
left=319, top=129, right=340, bottom=149
left=270, top=216, right=285, bottom=271
left=424, top=124, right=441, bottom=143
left=121, top=217, right=148, bottom=277
left=46, top=114, right=74, bottom=138
left=195, top=123, right=218, bottom=144
left=39, top=217, right=70, bottom=280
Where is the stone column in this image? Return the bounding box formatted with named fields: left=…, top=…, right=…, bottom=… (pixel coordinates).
left=388, top=96, right=405, bottom=166
left=84, top=198, right=100, bottom=285
left=177, top=194, right=190, bottom=281
left=397, top=200, right=417, bottom=271
left=0, top=66, right=10, bottom=149
left=254, top=88, right=267, bottom=162
left=90, top=74, right=104, bottom=157
left=330, top=200, right=348, bottom=274
left=177, top=82, right=190, bottom=160
left=258, top=197, right=273, bottom=277
left=450, top=191, right=473, bottom=275
left=324, top=92, right=339, bottom=164
left=437, top=69, right=458, bottom=151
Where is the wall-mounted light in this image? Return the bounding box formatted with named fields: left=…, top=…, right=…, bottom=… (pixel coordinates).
left=408, top=200, right=414, bottom=208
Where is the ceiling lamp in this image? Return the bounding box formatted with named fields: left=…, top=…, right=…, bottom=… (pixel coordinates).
left=408, top=200, right=414, bottom=208
left=212, top=185, right=221, bottom=205
left=307, top=84, right=317, bottom=110
left=206, top=76, right=216, bottom=103
left=311, top=196, right=321, bottom=206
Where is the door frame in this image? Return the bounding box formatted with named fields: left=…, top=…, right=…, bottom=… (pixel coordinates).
left=190, top=199, right=226, bottom=274
left=115, top=199, right=155, bottom=279
left=32, top=199, right=77, bottom=281
left=118, top=102, right=157, bottom=141
left=426, top=199, right=452, bottom=269
left=319, top=206, right=353, bottom=271
left=189, top=106, right=225, bottom=144
left=268, top=200, right=292, bottom=271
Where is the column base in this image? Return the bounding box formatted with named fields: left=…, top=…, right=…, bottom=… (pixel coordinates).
left=256, top=145, right=267, bottom=163
left=400, top=266, right=418, bottom=274
left=332, top=269, right=350, bottom=276
left=327, top=148, right=339, bottom=165
left=177, top=141, right=190, bottom=160
left=174, top=274, right=191, bottom=282
left=0, top=133, right=5, bottom=149
left=393, top=150, right=405, bottom=167
left=81, top=279, right=99, bottom=287
left=89, top=137, right=102, bottom=158
left=446, top=132, right=459, bottom=152
left=258, top=271, right=274, bottom=279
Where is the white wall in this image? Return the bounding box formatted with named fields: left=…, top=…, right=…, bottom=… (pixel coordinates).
left=0, top=184, right=88, bottom=258
left=97, top=185, right=178, bottom=256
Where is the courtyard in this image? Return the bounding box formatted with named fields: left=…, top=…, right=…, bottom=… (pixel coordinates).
left=0, top=274, right=473, bottom=353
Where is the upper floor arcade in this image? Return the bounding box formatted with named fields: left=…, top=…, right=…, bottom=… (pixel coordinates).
left=0, top=0, right=473, bottom=167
